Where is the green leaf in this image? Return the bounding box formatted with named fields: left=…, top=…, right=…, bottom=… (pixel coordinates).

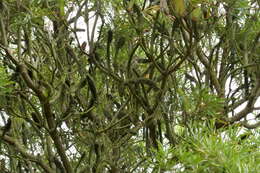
left=0, top=66, right=14, bottom=95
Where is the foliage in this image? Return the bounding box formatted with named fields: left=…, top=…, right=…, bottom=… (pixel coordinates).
left=0, top=66, right=14, bottom=95
left=0, top=0, right=259, bottom=172
left=143, top=124, right=260, bottom=173
left=175, top=126, right=259, bottom=173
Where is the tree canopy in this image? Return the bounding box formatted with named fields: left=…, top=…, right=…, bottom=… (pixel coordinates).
left=0, top=0, right=259, bottom=172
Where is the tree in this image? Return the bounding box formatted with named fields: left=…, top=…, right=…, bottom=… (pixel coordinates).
left=0, top=0, right=259, bottom=172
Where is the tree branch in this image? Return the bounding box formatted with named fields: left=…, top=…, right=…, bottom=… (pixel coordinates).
left=0, top=135, right=55, bottom=173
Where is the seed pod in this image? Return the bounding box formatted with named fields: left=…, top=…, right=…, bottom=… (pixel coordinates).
left=107, top=29, right=113, bottom=45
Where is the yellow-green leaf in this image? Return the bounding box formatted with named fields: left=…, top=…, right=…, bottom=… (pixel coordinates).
left=173, top=0, right=186, bottom=16
left=191, top=7, right=202, bottom=21
left=57, top=0, right=65, bottom=16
